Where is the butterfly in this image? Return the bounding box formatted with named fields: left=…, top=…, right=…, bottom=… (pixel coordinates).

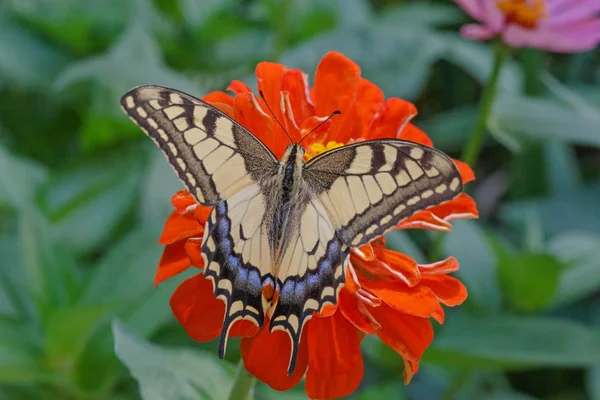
left=121, top=85, right=463, bottom=375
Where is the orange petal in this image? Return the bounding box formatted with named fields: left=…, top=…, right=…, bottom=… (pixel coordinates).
left=453, top=158, right=476, bottom=184
left=361, top=280, right=440, bottom=318
left=299, top=115, right=333, bottom=146
left=345, top=264, right=361, bottom=294
left=339, top=289, right=381, bottom=334
left=171, top=190, right=196, bottom=213
left=241, top=324, right=308, bottom=391
left=426, top=193, right=479, bottom=222
left=229, top=319, right=260, bottom=338
left=305, top=311, right=363, bottom=399
left=233, top=92, right=280, bottom=156
left=281, top=91, right=302, bottom=142
left=368, top=304, right=434, bottom=361
left=368, top=98, right=417, bottom=140
left=184, top=238, right=204, bottom=268
left=256, top=62, right=291, bottom=153
left=352, top=243, right=374, bottom=261
left=420, top=275, right=468, bottom=307
left=399, top=123, right=433, bottom=147
left=193, top=205, right=212, bottom=225
left=155, top=240, right=192, bottom=286
left=418, top=257, right=459, bottom=275
left=202, top=91, right=234, bottom=107
left=282, top=69, right=315, bottom=126
left=314, top=51, right=360, bottom=118
left=356, top=244, right=421, bottom=286
left=169, top=273, right=224, bottom=342
left=403, top=359, right=420, bottom=384
left=329, top=78, right=384, bottom=143
left=397, top=211, right=453, bottom=231
left=431, top=303, right=445, bottom=324
left=158, top=210, right=204, bottom=245
left=227, top=80, right=252, bottom=94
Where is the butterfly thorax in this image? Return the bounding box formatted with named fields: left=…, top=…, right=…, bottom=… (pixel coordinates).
left=265, top=145, right=310, bottom=266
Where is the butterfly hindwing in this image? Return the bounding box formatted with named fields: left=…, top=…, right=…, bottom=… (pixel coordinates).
left=201, top=184, right=274, bottom=357
left=120, top=85, right=278, bottom=205
left=270, top=199, right=349, bottom=374
left=304, top=139, right=462, bottom=247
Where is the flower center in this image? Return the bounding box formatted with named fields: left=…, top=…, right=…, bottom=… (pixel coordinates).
left=305, top=141, right=345, bottom=161
left=496, top=0, right=546, bottom=29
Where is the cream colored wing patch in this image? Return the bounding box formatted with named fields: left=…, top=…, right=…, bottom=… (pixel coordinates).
left=201, top=184, right=275, bottom=358
left=269, top=199, right=349, bottom=375
left=120, top=85, right=278, bottom=205
left=304, top=139, right=463, bottom=247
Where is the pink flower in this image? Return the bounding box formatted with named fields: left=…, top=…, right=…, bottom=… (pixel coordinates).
left=454, top=0, right=600, bottom=53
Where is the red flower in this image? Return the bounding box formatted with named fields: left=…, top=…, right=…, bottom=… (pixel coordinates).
left=155, top=52, right=478, bottom=399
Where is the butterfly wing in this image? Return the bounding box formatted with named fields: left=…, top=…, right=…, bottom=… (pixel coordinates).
left=121, top=85, right=280, bottom=357
left=120, top=85, right=278, bottom=205
left=269, top=198, right=349, bottom=375
left=304, top=139, right=463, bottom=246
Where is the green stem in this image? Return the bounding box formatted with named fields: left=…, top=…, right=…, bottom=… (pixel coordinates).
left=460, top=42, right=510, bottom=166
left=227, top=360, right=257, bottom=400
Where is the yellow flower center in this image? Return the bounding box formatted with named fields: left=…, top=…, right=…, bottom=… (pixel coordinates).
left=305, top=141, right=345, bottom=161
left=497, top=0, right=547, bottom=29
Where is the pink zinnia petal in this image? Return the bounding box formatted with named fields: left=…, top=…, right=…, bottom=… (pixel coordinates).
left=460, top=23, right=498, bottom=40
left=481, top=0, right=505, bottom=32
left=546, top=0, right=600, bottom=28
left=503, top=24, right=599, bottom=53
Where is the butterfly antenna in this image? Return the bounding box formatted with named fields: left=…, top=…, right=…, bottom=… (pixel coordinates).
left=259, top=90, right=294, bottom=145
left=297, top=110, right=341, bottom=146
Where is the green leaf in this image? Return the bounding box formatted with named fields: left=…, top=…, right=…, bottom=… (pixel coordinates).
left=80, top=225, right=161, bottom=304
left=0, top=143, right=48, bottom=210
left=44, top=305, right=113, bottom=371
left=419, top=106, right=477, bottom=152
left=140, top=152, right=185, bottom=224
left=547, top=232, right=600, bottom=307
left=357, top=381, right=405, bottom=399
left=494, top=246, right=564, bottom=312
left=0, top=25, right=68, bottom=89
left=443, top=220, right=502, bottom=312
left=544, top=142, right=581, bottom=196
left=41, top=148, right=145, bottom=256
left=587, top=367, right=600, bottom=400
left=489, top=95, right=600, bottom=148
left=379, top=3, right=465, bottom=27
left=426, top=315, right=600, bottom=368
left=501, top=181, right=600, bottom=236
left=0, top=319, right=49, bottom=385
left=112, top=320, right=234, bottom=400
left=18, top=208, right=79, bottom=312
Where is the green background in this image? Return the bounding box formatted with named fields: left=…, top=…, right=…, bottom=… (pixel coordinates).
left=1, top=0, right=599, bottom=399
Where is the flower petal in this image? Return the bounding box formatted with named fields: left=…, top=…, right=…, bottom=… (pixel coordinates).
left=460, top=23, right=498, bottom=41
left=282, top=69, right=315, bottom=127
left=368, top=304, right=434, bottom=361
left=361, top=280, right=440, bottom=318
left=227, top=80, right=252, bottom=94
left=241, top=324, right=308, bottom=391
left=503, top=23, right=600, bottom=53
left=314, top=51, right=361, bottom=118
left=431, top=303, right=445, bottom=324
left=339, top=289, right=381, bottom=334
left=426, top=192, right=479, bottom=222
left=453, top=158, right=476, bottom=183
left=158, top=210, right=204, bottom=245
left=352, top=243, right=374, bottom=261
left=368, top=98, right=417, bottom=140
left=362, top=243, right=421, bottom=286
left=202, top=91, right=234, bottom=107
left=418, top=256, right=459, bottom=275
left=403, top=359, right=420, bottom=385
left=306, top=311, right=363, bottom=399
left=155, top=240, right=192, bottom=286
left=170, top=273, right=224, bottom=342
left=399, top=123, right=433, bottom=147
left=171, top=190, right=197, bottom=213
left=330, top=77, right=384, bottom=143
left=184, top=238, right=204, bottom=268
left=420, top=275, right=468, bottom=306
left=397, top=211, right=453, bottom=231
left=229, top=320, right=260, bottom=338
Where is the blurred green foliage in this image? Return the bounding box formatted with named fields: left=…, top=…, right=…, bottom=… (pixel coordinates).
left=0, top=0, right=599, bottom=399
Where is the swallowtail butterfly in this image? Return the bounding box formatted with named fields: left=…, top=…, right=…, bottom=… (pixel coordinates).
left=121, top=85, right=463, bottom=374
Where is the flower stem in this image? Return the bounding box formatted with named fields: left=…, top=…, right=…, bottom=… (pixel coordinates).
left=460, top=42, right=510, bottom=166
left=227, top=360, right=256, bottom=400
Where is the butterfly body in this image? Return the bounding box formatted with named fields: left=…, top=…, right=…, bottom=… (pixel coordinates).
left=121, top=85, right=463, bottom=375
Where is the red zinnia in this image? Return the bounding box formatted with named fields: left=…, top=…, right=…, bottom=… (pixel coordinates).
left=155, top=51, right=478, bottom=399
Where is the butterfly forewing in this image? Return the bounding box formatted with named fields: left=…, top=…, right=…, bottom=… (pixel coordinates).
left=120, top=85, right=278, bottom=205
left=304, top=139, right=462, bottom=247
